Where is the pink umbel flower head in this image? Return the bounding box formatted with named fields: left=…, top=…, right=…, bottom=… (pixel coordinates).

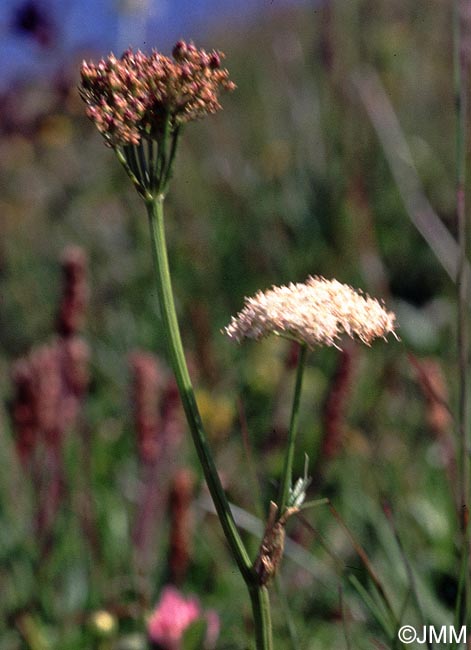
left=147, top=586, right=219, bottom=650
left=80, top=41, right=235, bottom=148
left=80, top=41, right=235, bottom=198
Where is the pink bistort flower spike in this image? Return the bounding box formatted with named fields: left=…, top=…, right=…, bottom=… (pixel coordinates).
left=147, top=586, right=219, bottom=650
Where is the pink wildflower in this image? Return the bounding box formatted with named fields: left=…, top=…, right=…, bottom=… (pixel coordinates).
left=80, top=41, right=235, bottom=148
left=147, top=586, right=219, bottom=650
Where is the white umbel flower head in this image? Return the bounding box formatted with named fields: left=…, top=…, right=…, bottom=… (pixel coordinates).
left=224, top=276, right=396, bottom=349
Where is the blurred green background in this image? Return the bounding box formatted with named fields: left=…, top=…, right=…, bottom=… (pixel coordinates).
left=0, top=1, right=464, bottom=648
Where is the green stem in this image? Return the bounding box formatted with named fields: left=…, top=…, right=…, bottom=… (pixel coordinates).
left=249, top=585, right=273, bottom=650
left=115, top=147, right=146, bottom=198
left=155, top=115, right=172, bottom=191
left=278, top=344, right=308, bottom=513
left=135, top=143, right=149, bottom=187
left=162, top=128, right=181, bottom=190
left=146, top=195, right=272, bottom=649
left=146, top=195, right=251, bottom=578
left=453, top=0, right=470, bottom=627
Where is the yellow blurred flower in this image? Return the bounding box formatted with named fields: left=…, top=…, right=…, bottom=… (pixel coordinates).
left=88, top=610, right=117, bottom=638
left=195, top=388, right=235, bottom=440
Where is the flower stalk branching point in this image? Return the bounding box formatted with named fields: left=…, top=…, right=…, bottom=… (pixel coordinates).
left=226, top=277, right=397, bottom=584
left=80, top=42, right=235, bottom=198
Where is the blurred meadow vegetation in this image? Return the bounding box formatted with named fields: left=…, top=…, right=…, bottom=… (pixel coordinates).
left=0, top=1, right=463, bottom=648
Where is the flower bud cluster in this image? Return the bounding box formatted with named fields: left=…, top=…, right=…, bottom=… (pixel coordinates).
left=80, top=41, right=235, bottom=147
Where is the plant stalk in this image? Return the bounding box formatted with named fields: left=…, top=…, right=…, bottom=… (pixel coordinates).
left=278, top=343, right=308, bottom=513
left=249, top=585, right=273, bottom=650
left=146, top=194, right=272, bottom=650
left=453, top=0, right=471, bottom=628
